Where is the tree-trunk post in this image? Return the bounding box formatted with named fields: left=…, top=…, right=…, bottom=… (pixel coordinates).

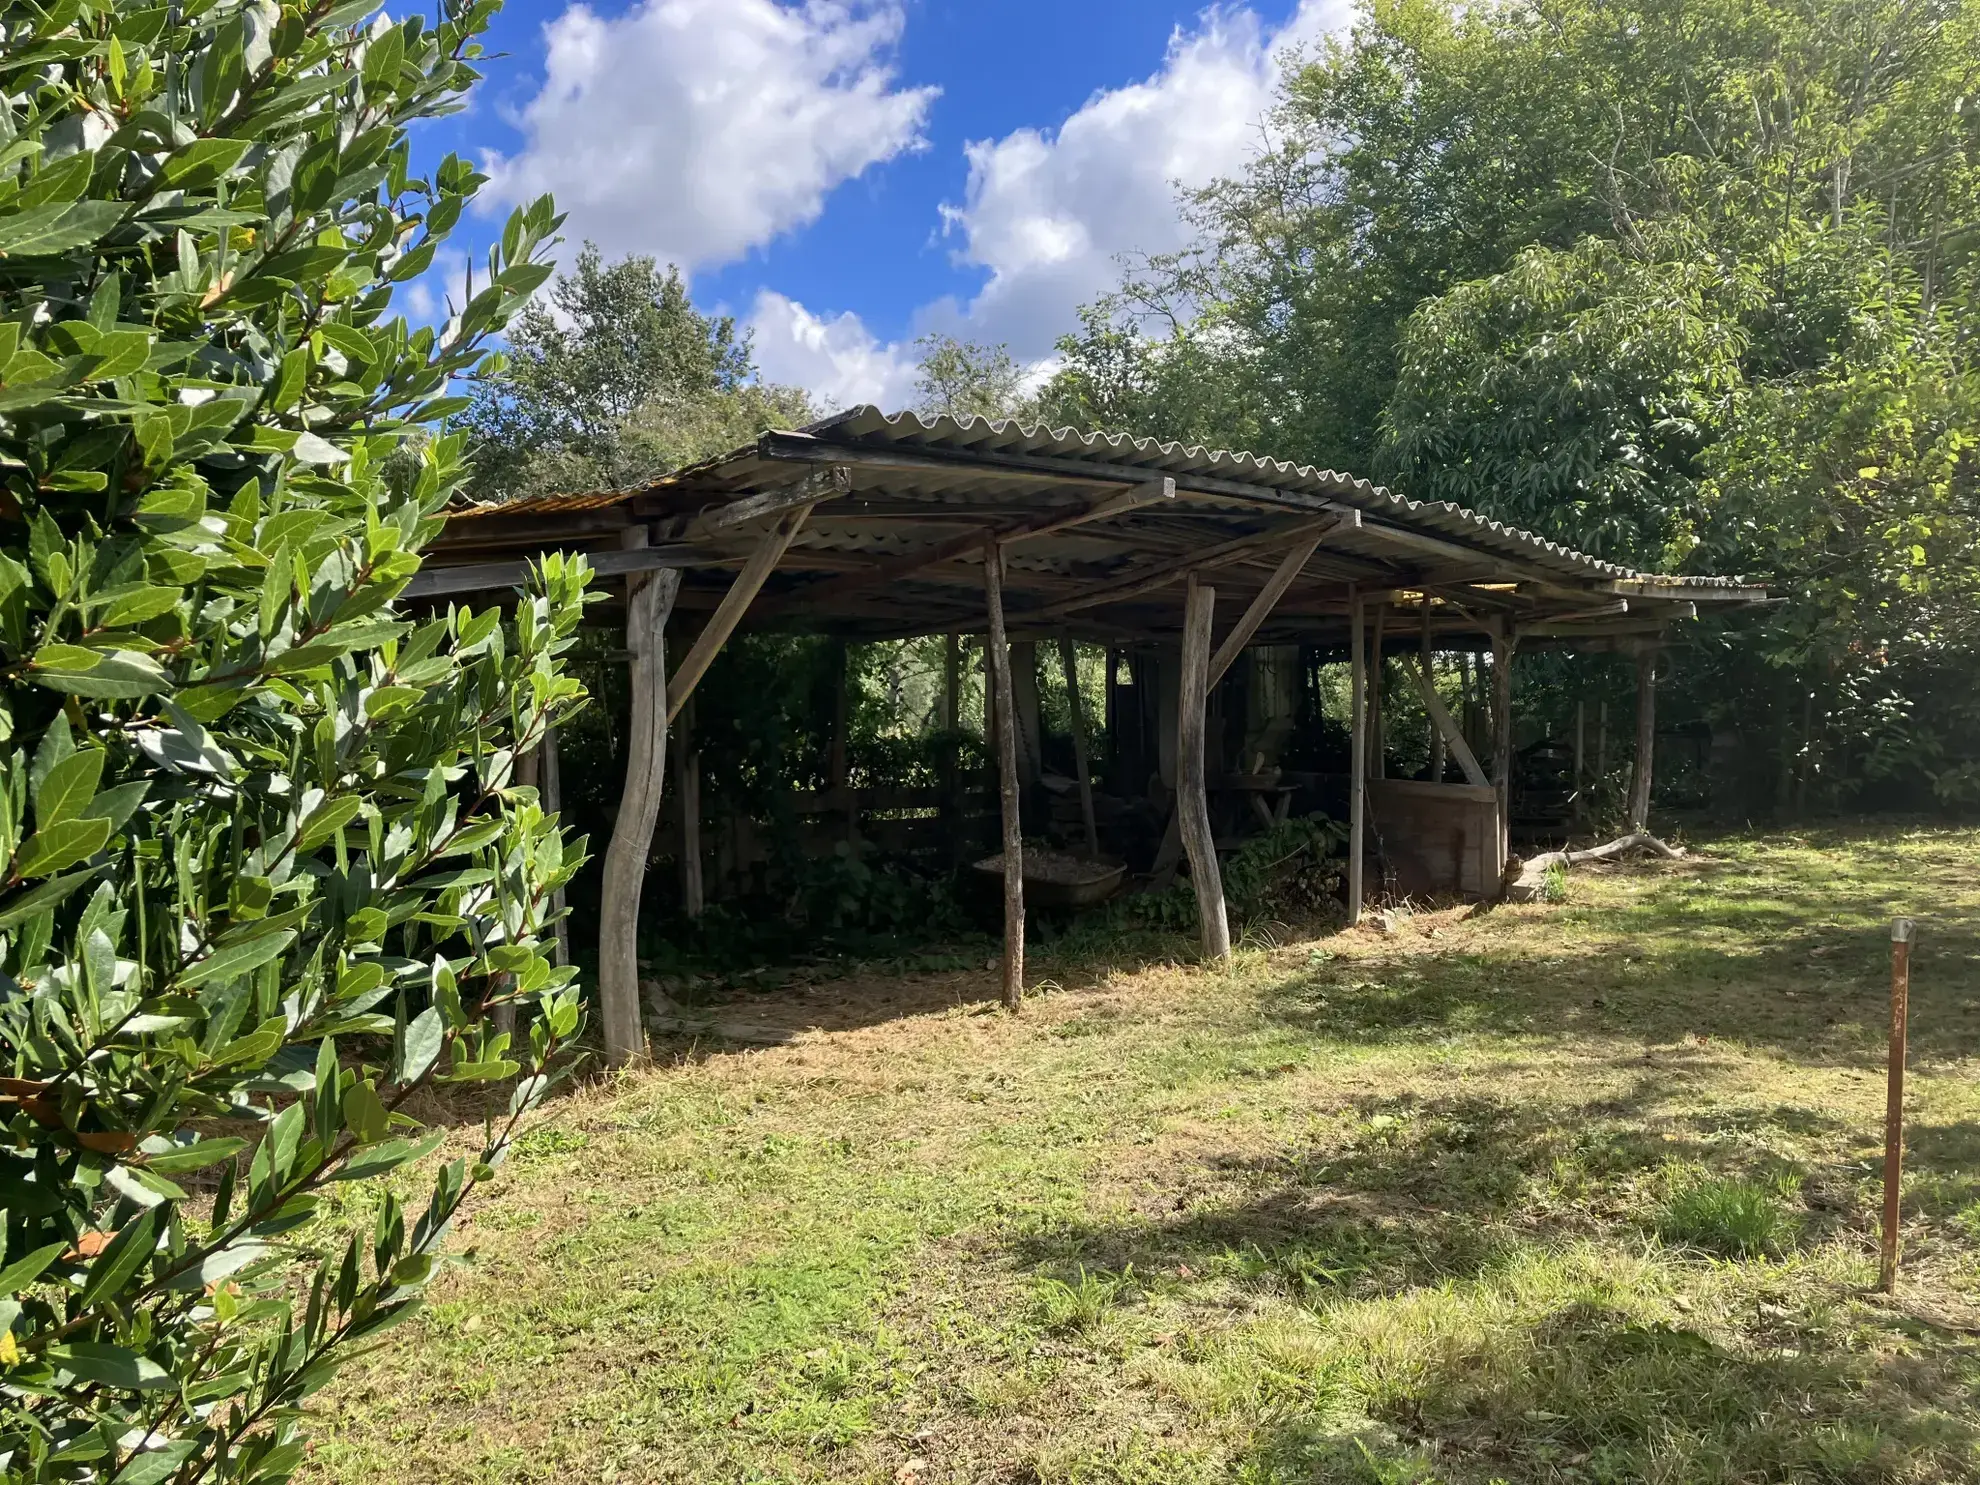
left=1348, top=586, right=1366, bottom=928
left=1628, top=644, right=1658, bottom=831
left=941, top=632, right=961, bottom=861
left=983, top=545, right=1025, bottom=1011
left=1421, top=599, right=1443, bottom=784
left=1492, top=621, right=1515, bottom=863
left=1058, top=636, right=1101, bottom=858
left=675, top=697, right=704, bottom=919
left=1179, top=574, right=1231, bottom=963
left=1370, top=599, right=1386, bottom=780
left=599, top=531, right=680, bottom=1068
left=828, top=639, right=855, bottom=846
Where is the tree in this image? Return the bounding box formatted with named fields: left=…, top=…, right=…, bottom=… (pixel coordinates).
left=465, top=246, right=813, bottom=501
left=1047, top=0, right=1980, bottom=809
left=911, top=334, right=1032, bottom=422
left=0, top=0, right=592, bottom=1476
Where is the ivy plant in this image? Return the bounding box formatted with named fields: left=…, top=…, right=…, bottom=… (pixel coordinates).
left=0, top=0, right=594, bottom=1478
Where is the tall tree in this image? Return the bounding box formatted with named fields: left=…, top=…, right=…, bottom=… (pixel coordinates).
left=912, top=334, right=1032, bottom=422
left=465, top=245, right=812, bottom=500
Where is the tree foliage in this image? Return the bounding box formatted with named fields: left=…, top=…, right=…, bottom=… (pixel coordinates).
left=910, top=334, right=1032, bottom=423
left=1041, top=0, right=1980, bottom=808
left=0, top=0, right=594, bottom=1476
left=464, top=245, right=814, bottom=502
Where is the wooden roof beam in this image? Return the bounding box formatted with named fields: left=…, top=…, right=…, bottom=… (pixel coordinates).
left=1023, top=515, right=1347, bottom=621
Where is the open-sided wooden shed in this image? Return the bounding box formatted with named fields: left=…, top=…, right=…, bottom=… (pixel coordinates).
left=411, top=407, right=1766, bottom=1063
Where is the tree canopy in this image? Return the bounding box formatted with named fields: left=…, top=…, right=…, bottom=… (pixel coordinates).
left=1038, top=0, right=1980, bottom=808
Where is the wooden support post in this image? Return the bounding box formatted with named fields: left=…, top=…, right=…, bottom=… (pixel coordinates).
left=1882, top=917, right=1916, bottom=1293
left=543, top=726, right=569, bottom=968
left=941, top=633, right=961, bottom=856
left=1370, top=601, right=1387, bottom=779
left=1422, top=601, right=1444, bottom=783
left=1597, top=701, right=1610, bottom=782
left=983, top=546, right=1025, bottom=1011
left=828, top=639, right=855, bottom=845
left=599, top=532, right=681, bottom=1068
left=1348, top=587, right=1366, bottom=928
left=1058, top=636, right=1100, bottom=858
left=675, top=699, right=704, bottom=919
left=666, top=506, right=810, bottom=724
left=1628, top=646, right=1657, bottom=831
left=1010, top=640, right=1042, bottom=789
left=1492, top=621, right=1515, bottom=861
left=1179, top=574, right=1231, bottom=963
left=1574, top=700, right=1587, bottom=788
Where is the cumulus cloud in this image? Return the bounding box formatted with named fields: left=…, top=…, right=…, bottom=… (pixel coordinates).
left=484, top=0, right=936, bottom=273
left=943, top=0, right=1351, bottom=357
left=754, top=0, right=1351, bottom=410
left=747, top=290, right=920, bottom=413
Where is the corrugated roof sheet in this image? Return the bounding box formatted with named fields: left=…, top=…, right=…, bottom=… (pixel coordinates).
left=447, top=405, right=1752, bottom=594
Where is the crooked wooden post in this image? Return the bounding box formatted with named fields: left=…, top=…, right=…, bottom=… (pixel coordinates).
left=1180, top=574, right=1231, bottom=962
left=1348, top=586, right=1366, bottom=927
left=599, top=530, right=681, bottom=1067
left=1058, top=636, right=1100, bottom=858
left=675, top=698, right=704, bottom=919
left=1628, top=644, right=1658, bottom=831
left=983, top=544, right=1025, bottom=1011
left=1491, top=620, right=1516, bottom=863
left=1422, top=599, right=1444, bottom=783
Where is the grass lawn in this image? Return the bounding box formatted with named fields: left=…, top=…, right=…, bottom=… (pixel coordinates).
left=306, top=826, right=1980, bottom=1483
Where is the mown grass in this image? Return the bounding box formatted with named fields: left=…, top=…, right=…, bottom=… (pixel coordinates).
left=306, top=824, right=1980, bottom=1483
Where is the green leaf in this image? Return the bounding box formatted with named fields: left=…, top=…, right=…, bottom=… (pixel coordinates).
left=342, top=1079, right=389, bottom=1144
left=113, top=1442, right=198, bottom=1485
left=393, top=1006, right=444, bottom=1084
left=329, top=1131, right=444, bottom=1182
left=0, top=1241, right=67, bottom=1295
left=79, top=781, right=150, bottom=835
left=160, top=137, right=254, bottom=191
left=81, top=330, right=150, bottom=382
left=142, top=1137, right=248, bottom=1175
left=76, top=1208, right=163, bottom=1313
left=0, top=201, right=130, bottom=257
left=0, top=867, right=104, bottom=929
left=35, top=748, right=104, bottom=828
left=179, top=930, right=296, bottom=989
left=46, top=1342, right=173, bottom=1392
left=32, top=649, right=171, bottom=700
left=14, top=816, right=113, bottom=878
left=296, top=796, right=363, bottom=853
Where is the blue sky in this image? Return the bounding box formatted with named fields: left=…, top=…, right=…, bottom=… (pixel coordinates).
left=416, top=0, right=1345, bottom=409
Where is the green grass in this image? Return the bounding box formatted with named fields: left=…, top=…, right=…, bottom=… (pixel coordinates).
left=306, top=824, right=1980, bottom=1484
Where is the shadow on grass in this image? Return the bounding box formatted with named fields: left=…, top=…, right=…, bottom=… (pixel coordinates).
left=1004, top=1086, right=1980, bottom=1482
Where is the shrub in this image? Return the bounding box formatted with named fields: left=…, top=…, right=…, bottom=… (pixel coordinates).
left=0, top=0, right=586, bottom=1477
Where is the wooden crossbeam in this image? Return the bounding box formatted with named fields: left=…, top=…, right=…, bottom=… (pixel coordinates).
left=666, top=506, right=810, bottom=722
left=688, top=465, right=851, bottom=537
left=1207, top=532, right=1323, bottom=688
left=402, top=543, right=701, bottom=600
left=763, top=477, right=1175, bottom=616
left=1028, top=516, right=1341, bottom=621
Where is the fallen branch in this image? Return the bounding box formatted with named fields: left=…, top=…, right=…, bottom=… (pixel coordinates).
left=1502, top=833, right=1687, bottom=903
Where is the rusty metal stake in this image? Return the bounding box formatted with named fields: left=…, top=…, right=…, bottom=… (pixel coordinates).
left=1880, top=917, right=1916, bottom=1293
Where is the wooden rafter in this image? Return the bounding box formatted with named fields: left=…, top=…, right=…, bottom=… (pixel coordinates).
left=1207, top=532, right=1323, bottom=687
left=1027, top=515, right=1343, bottom=621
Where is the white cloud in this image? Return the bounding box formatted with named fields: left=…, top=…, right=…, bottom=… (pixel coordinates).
left=752, top=0, right=1351, bottom=411
left=943, top=0, right=1350, bottom=358
left=484, top=0, right=936, bottom=273
left=747, top=290, right=920, bottom=413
